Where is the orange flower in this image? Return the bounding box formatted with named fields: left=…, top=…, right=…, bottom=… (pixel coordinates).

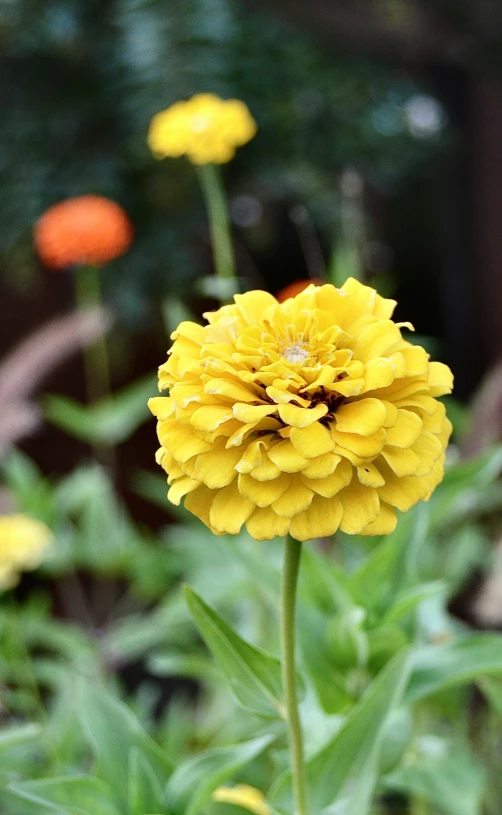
left=277, top=279, right=322, bottom=303
left=35, top=195, right=133, bottom=270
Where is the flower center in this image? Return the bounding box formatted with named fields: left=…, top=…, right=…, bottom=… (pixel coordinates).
left=282, top=342, right=310, bottom=363
left=191, top=114, right=211, bottom=133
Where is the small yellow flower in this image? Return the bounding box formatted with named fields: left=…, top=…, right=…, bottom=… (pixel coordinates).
left=212, top=784, right=271, bottom=815
left=148, top=93, right=257, bottom=165
left=0, top=514, right=52, bottom=590
left=149, top=279, right=453, bottom=541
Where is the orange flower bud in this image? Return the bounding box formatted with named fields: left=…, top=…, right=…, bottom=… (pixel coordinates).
left=35, top=195, right=133, bottom=270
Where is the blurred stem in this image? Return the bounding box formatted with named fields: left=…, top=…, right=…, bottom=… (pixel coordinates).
left=196, top=163, right=237, bottom=302
left=281, top=536, right=308, bottom=815
left=74, top=264, right=111, bottom=404
left=7, top=595, right=46, bottom=721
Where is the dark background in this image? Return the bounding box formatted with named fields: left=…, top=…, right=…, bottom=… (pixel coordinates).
left=3, top=0, right=502, bottom=487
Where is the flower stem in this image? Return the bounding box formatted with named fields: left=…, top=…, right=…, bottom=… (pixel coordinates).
left=74, top=264, right=111, bottom=404
left=281, top=536, right=308, bottom=815
left=196, top=163, right=237, bottom=301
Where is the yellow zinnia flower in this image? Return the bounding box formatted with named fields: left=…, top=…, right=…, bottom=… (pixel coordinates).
left=0, top=514, right=52, bottom=589
left=212, top=784, right=271, bottom=815
left=148, top=93, right=257, bottom=165
left=149, top=279, right=453, bottom=541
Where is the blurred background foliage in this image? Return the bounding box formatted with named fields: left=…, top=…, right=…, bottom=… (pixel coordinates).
left=1, top=0, right=449, bottom=327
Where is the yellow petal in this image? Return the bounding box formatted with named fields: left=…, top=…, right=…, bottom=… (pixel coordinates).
left=238, top=472, right=290, bottom=507
left=272, top=477, right=314, bottom=518
left=193, top=444, right=241, bottom=488
left=209, top=482, right=255, bottom=534
left=303, top=458, right=353, bottom=497
left=190, top=405, right=234, bottom=432
left=235, top=439, right=267, bottom=474
left=338, top=481, right=380, bottom=534
left=353, top=320, right=403, bottom=361
left=250, top=454, right=283, bottom=481
left=335, top=398, right=387, bottom=436
left=385, top=409, right=422, bottom=447
left=428, top=362, right=454, bottom=396
left=360, top=502, right=397, bottom=535
left=185, top=485, right=222, bottom=534
left=289, top=494, right=343, bottom=541
left=171, top=320, right=206, bottom=344
left=331, top=427, right=387, bottom=459
left=167, top=476, right=200, bottom=505
left=401, top=345, right=429, bottom=376
left=212, top=784, right=271, bottom=815
left=233, top=404, right=278, bottom=423
left=421, top=401, right=446, bottom=434
left=302, top=452, right=341, bottom=479
left=362, top=358, right=397, bottom=391
left=148, top=396, right=174, bottom=420
left=234, top=291, right=278, bottom=324
left=290, top=422, right=335, bottom=459
left=266, top=385, right=310, bottom=407
left=159, top=424, right=213, bottom=462
left=381, top=446, right=420, bottom=477
left=204, top=378, right=257, bottom=402
left=356, top=462, right=385, bottom=488
left=378, top=459, right=443, bottom=512
left=278, top=402, right=328, bottom=428
left=268, top=440, right=309, bottom=473
left=411, top=431, right=444, bottom=476
left=246, top=507, right=290, bottom=541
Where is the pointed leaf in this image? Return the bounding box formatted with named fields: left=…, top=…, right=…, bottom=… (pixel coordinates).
left=406, top=634, right=502, bottom=702
left=77, top=679, right=173, bottom=808
left=128, top=748, right=168, bottom=815
left=272, top=650, right=411, bottom=815
left=184, top=586, right=285, bottom=718
left=10, top=775, right=120, bottom=815
left=385, top=744, right=484, bottom=815
left=166, top=735, right=273, bottom=815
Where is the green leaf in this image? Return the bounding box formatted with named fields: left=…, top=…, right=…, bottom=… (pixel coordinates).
left=166, top=735, right=273, bottom=815
left=77, top=679, right=173, bottom=808
left=0, top=723, right=42, bottom=751
left=272, top=649, right=411, bottom=815
left=128, top=748, right=168, bottom=815
left=184, top=586, right=286, bottom=718
left=44, top=374, right=156, bottom=446
left=406, top=634, right=502, bottom=702
left=385, top=743, right=485, bottom=815
left=381, top=581, right=445, bottom=625
left=10, top=775, right=120, bottom=815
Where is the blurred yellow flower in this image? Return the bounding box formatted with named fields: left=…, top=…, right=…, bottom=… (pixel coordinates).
left=0, top=514, right=52, bottom=589
left=212, top=784, right=271, bottom=815
left=148, top=93, right=257, bottom=165
left=149, top=279, right=453, bottom=541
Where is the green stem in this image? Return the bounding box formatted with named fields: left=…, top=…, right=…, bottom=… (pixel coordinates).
left=196, top=163, right=237, bottom=301
left=281, top=536, right=308, bottom=815
left=74, top=264, right=111, bottom=404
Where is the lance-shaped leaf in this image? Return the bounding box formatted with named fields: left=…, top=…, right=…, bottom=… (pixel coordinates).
left=128, top=748, right=169, bottom=815
left=271, top=649, right=411, bottom=815
left=405, top=633, right=502, bottom=703
left=166, top=734, right=273, bottom=815
left=77, top=678, right=173, bottom=808
left=10, top=775, right=120, bottom=815
left=184, top=586, right=286, bottom=718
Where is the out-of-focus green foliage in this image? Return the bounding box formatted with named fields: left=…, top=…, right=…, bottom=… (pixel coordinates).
left=1, top=0, right=447, bottom=317
left=2, top=444, right=502, bottom=814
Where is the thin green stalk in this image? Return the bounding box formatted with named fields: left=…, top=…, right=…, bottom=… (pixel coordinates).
left=281, top=536, right=308, bottom=815
left=196, top=163, right=237, bottom=301
left=74, top=264, right=111, bottom=404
